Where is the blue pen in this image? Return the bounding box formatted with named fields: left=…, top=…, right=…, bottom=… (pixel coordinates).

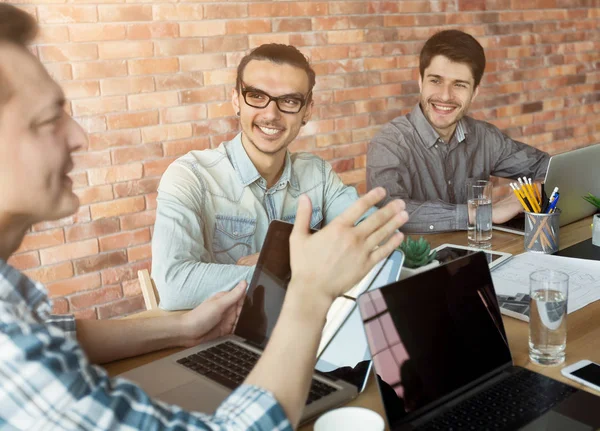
left=547, top=193, right=560, bottom=213
left=544, top=186, right=559, bottom=212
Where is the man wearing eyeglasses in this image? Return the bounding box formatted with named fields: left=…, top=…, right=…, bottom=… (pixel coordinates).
left=152, top=44, right=364, bottom=310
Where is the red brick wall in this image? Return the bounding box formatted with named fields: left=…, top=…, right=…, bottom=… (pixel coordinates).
left=8, top=1, right=600, bottom=319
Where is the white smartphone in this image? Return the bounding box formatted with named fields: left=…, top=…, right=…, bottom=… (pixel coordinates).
left=561, top=360, right=600, bottom=392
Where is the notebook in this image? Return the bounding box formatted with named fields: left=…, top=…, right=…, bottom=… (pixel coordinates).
left=358, top=252, right=600, bottom=430
left=554, top=238, right=600, bottom=262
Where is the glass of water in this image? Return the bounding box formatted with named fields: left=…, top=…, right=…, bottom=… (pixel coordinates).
left=528, top=270, right=568, bottom=366
left=467, top=179, right=492, bottom=249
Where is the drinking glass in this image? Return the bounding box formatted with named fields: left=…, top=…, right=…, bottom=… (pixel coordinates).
left=467, top=179, right=493, bottom=249
left=528, top=270, right=568, bottom=366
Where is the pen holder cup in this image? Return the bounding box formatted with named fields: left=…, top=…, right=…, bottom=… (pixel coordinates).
left=524, top=209, right=561, bottom=254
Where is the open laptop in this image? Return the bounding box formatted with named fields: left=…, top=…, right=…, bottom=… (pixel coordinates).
left=237, top=220, right=404, bottom=394
left=120, top=220, right=403, bottom=423
left=358, top=252, right=600, bottom=430
left=494, top=143, right=600, bottom=235
left=318, top=247, right=404, bottom=385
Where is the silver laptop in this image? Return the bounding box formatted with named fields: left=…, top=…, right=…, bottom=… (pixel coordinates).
left=120, top=220, right=403, bottom=423
left=494, top=143, right=600, bottom=235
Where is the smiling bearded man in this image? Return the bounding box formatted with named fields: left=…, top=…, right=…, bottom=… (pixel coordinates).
left=366, top=30, right=550, bottom=234
left=151, top=44, right=366, bottom=310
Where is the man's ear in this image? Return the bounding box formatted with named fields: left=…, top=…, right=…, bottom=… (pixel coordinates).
left=471, top=85, right=480, bottom=103
left=418, top=77, right=423, bottom=92
left=231, top=87, right=240, bottom=115
left=302, top=99, right=314, bottom=126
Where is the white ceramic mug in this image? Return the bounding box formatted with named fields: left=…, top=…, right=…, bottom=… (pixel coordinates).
left=314, top=407, right=385, bottom=431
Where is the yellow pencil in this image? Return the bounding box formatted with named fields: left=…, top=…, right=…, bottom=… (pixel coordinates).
left=518, top=178, right=540, bottom=213
left=523, top=177, right=540, bottom=209
left=529, top=189, right=541, bottom=212
left=510, top=183, right=530, bottom=212
left=521, top=178, right=538, bottom=207
left=527, top=185, right=541, bottom=212
left=510, top=183, right=531, bottom=206
left=527, top=177, right=542, bottom=203
left=519, top=184, right=535, bottom=211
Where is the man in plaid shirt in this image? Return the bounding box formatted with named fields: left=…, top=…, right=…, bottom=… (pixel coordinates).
left=0, top=5, right=409, bottom=430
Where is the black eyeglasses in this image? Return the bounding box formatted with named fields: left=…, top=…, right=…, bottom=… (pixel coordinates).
left=240, top=82, right=310, bottom=114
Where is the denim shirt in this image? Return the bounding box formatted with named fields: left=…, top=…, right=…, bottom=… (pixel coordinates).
left=152, top=133, right=360, bottom=310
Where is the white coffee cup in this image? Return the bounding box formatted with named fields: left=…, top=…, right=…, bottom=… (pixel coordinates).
left=314, top=407, right=385, bottom=431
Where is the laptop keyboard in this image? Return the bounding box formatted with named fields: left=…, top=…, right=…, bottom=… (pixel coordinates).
left=415, top=368, right=576, bottom=431
left=176, top=341, right=338, bottom=405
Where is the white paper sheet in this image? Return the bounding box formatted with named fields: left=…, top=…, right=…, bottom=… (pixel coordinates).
left=491, top=252, right=600, bottom=314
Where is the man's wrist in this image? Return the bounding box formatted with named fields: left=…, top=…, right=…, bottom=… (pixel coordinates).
left=170, top=312, right=197, bottom=348
left=284, top=280, right=333, bottom=323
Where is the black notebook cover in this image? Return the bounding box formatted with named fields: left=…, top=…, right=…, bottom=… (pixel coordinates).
left=554, top=238, right=600, bottom=262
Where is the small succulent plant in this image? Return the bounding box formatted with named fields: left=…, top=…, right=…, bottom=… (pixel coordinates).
left=583, top=193, right=600, bottom=210
left=399, top=236, right=438, bottom=269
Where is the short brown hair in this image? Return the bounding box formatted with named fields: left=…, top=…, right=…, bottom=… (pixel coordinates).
left=419, top=30, right=486, bottom=88
left=236, top=44, right=316, bottom=101
left=0, top=4, right=38, bottom=107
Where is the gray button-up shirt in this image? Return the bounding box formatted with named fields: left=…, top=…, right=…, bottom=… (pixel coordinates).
left=367, top=104, right=549, bottom=233
left=152, top=133, right=360, bottom=310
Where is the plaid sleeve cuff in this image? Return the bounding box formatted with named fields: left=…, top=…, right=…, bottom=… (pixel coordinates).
left=45, top=314, right=77, bottom=338
left=213, top=384, right=292, bottom=430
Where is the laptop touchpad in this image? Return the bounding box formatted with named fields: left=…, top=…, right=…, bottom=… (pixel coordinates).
left=519, top=410, right=593, bottom=431
left=157, top=380, right=230, bottom=413
left=552, top=390, right=600, bottom=428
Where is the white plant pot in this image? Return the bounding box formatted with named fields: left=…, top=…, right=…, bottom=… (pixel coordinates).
left=593, top=213, right=600, bottom=247
left=400, top=260, right=440, bottom=280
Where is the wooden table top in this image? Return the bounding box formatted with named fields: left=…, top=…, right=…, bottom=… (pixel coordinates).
left=104, top=216, right=599, bottom=430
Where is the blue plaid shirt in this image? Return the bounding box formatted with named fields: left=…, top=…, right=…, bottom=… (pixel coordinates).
left=0, top=259, right=291, bottom=430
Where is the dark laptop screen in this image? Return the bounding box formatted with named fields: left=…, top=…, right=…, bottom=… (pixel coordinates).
left=358, top=252, right=512, bottom=428
left=234, top=220, right=373, bottom=391
left=234, top=221, right=294, bottom=348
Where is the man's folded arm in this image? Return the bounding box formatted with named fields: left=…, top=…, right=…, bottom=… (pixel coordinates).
left=152, top=164, right=254, bottom=310
left=396, top=199, right=468, bottom=233
left=369, top=181, right=469, bottom=233
left=367, top=138, right=468, bottom=233
left=152, top=195, right=253, bottom=310
left=490, top=129, right=550, bottom=180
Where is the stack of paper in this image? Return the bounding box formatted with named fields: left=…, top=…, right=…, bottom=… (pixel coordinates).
left=491, top=252, right=600, bottom=321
